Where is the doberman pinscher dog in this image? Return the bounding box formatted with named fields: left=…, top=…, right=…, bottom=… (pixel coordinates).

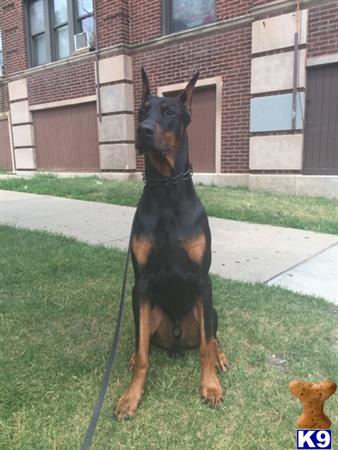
left=114, top=68, right=228, bottom=420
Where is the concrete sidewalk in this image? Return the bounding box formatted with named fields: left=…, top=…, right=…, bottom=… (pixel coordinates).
left=1, top=189, right=338, bottom=304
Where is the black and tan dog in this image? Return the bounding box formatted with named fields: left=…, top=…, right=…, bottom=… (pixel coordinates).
left=114, top=69, right=227, bottom=420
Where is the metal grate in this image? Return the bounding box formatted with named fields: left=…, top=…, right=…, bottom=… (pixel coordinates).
left=74, top=31, right=90, bottom=51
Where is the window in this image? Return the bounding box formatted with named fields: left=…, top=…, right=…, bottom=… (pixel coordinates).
left=28, top=0, right=48, bottom=66
left=76, top=0, right=94, bottom=39
left=164, top=0, right=216, bottom=34
left=26, top=0, right=94, bottom=67
left=53, top=0, right=71, bottom=60
left=0, top=31, right=3, bottom=75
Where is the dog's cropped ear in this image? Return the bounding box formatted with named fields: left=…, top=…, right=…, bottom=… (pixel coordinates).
left=179, top=71, right=199, bottom=115
left=141, top=66, right=151, bottom=104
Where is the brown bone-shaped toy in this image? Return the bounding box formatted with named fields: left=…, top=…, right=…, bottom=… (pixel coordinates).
left=289, top=380, right=336, bottom=429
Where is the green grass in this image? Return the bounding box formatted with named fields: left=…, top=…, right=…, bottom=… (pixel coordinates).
left=1, top=225, right=338, bottom=450
left=1, top=174, right=338, bottom=234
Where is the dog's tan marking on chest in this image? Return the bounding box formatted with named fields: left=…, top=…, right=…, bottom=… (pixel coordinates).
left=148, top=152, right=172, bottom=177
left=182, top=234, right=206, bottom=264
left=132, top=237, right=153, bottom=266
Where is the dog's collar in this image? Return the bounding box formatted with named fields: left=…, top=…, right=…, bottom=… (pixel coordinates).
left=142, top=165, right=193, bottom=186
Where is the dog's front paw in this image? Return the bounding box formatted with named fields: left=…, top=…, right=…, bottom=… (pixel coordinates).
left=201, top=378, right=224, bottom=408
left=114, top=390, right=139, bottom=420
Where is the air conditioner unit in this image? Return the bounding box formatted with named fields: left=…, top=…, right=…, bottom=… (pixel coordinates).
left=74, top=31, right=91, bottom=51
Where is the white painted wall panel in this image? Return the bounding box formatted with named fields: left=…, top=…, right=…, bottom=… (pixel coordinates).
left=98, top=114, right=135, bottom=142
left=250, top=134, right=303, bottom=170
left=251, top=50, right=306, bottom=94
left=97, top=55, right=133, bottom=84
left=8, top=79, right=28, bottom=101
left=12, top=124, right=35, bottom=147
left=10, top=101, right=31, bottom=124
left=252, top=11, right=308, bottom=54
left=14, top=148, right=36, bottom=169
left=100, top=144, right=136, bottom=170
left=100, top=84, right=134, bottom=113
left=250, top=93, right=305, bottom=132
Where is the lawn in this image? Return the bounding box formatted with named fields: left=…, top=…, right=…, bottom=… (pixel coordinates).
left=1, top=226, right=338, bottom=450
left=1, top=174, right=338, bottom=235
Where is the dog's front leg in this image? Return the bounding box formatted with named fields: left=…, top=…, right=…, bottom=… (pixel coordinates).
left=114, top=300, right=151, bottom=420
left=197, top=279, right=224, bottom=407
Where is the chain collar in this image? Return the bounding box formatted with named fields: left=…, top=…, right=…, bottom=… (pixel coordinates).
left=142, top=165, right=193, bottom=186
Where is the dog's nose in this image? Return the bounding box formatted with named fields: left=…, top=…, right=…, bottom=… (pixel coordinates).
left=137, top=124, right=154, bottom=138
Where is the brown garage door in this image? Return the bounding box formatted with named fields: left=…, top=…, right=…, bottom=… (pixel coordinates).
left=165, top=86, right=216, bottom=173
left=303, top=65, right=338, bottom=175
left=0, top=118, right=13, bottom=171
left=33, top=102, right=100, bottom=171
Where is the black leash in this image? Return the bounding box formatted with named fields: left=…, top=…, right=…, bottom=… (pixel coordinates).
left=80, top=219, right=135, bottom=450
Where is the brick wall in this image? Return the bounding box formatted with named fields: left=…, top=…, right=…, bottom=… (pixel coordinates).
left=128, top=1, right=281, bottom=45
left=27, top=58, right=96, bottom=105
left=0, top=0, right=28, bottom=75
left=129, top=1, right=256, bottom=45
left=216, top=0, right=252, bottom=20
left=133, top=24, right=252, bottom=173
left=129, top=0, right=162, bottom=44
left=96, top=0, right=130, bottom=48
left=2, top=0, right=338, bottom=174
left=308, top=1, right=338, bottom=57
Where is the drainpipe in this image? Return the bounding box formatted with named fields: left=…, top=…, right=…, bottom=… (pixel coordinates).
left=93, top=0, right=102, bottom=122
left=292, top=0, right=301, bottom=130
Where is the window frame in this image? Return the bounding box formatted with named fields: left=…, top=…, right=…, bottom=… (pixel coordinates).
left=162, top=0, right=173, bottom=35
left=75, top=0, right=94, bottom=33
left=26, top=0, right=93, bottom=68
left=0, top=30, right=4, bottom=76
left=52, top=0, right=74, bottom=61
left=162, top=0, right=216, bottom=35
left=26, top=0, right=52, bottom=66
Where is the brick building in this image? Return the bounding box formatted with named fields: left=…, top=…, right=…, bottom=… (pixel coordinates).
left=1, top=0, right=338, bottom=196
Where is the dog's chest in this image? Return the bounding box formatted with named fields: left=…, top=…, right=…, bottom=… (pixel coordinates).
left=148, top=217, right=205, bottom=313
left=133, top=200, right=210, bottom=315
left=143, top=207, right=209, bottom=285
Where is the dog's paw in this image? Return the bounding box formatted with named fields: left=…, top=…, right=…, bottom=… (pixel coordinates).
left=201, top=378, right=224, bottom=408
left=114, top=391, right=139, bottom=420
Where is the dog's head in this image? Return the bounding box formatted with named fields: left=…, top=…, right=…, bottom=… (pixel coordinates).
left=136, top=68, right=199, bottom=173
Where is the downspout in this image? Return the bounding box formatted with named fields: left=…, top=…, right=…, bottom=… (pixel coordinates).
left=93, top=0, right=102, bottom=122
left=292, top=0, right=301, bottom=129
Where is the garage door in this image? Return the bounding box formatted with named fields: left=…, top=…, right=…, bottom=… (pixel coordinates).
left=303, top=65, right=338, bottom=175
left=0, top=118, right=13, bottom=171
left=165, top=86, right=216, bottom=173
left=33, top=102, right=100, bottom=171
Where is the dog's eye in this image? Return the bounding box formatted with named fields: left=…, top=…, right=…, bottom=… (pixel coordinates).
left=164, top=109, right=175, bottom=117
left=139, top=107, right=146, bottom=117
left=138, top=107, right=148, bottom=121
